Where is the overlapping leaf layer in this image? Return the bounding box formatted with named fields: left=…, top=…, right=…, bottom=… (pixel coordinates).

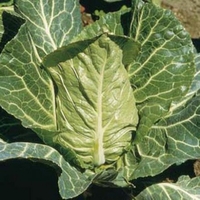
left=0, top=0, right=199, bottom=199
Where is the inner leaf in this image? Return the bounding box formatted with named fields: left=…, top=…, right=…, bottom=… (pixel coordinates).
left=42, top=34, right=138, bottom=168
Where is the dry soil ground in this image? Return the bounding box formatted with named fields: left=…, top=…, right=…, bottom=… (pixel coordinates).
left=162, top=0, right=200, bottom=38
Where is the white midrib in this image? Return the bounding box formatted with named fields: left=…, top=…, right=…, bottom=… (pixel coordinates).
left=94, top=64, right=106, bottom=166
left=40, top=1, right=57, bottom=50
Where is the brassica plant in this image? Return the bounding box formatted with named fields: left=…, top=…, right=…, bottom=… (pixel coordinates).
left=0, top=0, right=200, bottom=199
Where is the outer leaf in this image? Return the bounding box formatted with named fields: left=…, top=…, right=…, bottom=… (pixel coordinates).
left=15, top=0, right=82, bottom=57
left=136, top=176, right=200, bottom=200
left=0, top=0, right=82, bottom=131
left=187, top=53, right=200, bottom=96
left=0, top=25, right=57, bottom=131
left=42, top=34, right=138, bottom=168
left=73, top=8, right=130, bottom=42
left=128, top=1, right=195, bottom=141
left=122, top=54, right=200, bottom=180
left=0, top=138, right=93, bottom=199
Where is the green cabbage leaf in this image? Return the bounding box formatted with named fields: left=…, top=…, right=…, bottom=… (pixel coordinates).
left=0, top=138, right=93, bottom=199
left=42, top=34, right=139, bottom=168
left=136, top=176, right=200, bottom=200
left=0, top=0, right=199, bottom=199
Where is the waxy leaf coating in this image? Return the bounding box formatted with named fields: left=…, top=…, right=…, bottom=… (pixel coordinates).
left=43, top=34, right=138, bottom=168
left=0, top=0, right=199, bottom=199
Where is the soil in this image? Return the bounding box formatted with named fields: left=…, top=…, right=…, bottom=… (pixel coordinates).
left=161, top=0, right=200, bottom=39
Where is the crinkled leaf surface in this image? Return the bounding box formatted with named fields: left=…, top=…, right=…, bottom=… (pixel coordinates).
left=74, top=0, right=196, bottom=183
left=0, top=0, right=82, bottom=131
left=14, top=0, right=82, bottom=57
left=42, top=34, right=138, bottom=168
left=0, top=25, right=57, bottom=130
left=75, top=1, right=195, bottom=143
left=136, top=176, right=200, bottom=200
left=121, top=54, right=200, bottom=180
left=0, top=2, right=88, bottom=197
left=188, top=53, right=200, bottom=96
left=0, top=138, right=93, bottom=199
left=0, top=0, right=198, bottom=197
left=129, top=1, right=195, bottom=141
